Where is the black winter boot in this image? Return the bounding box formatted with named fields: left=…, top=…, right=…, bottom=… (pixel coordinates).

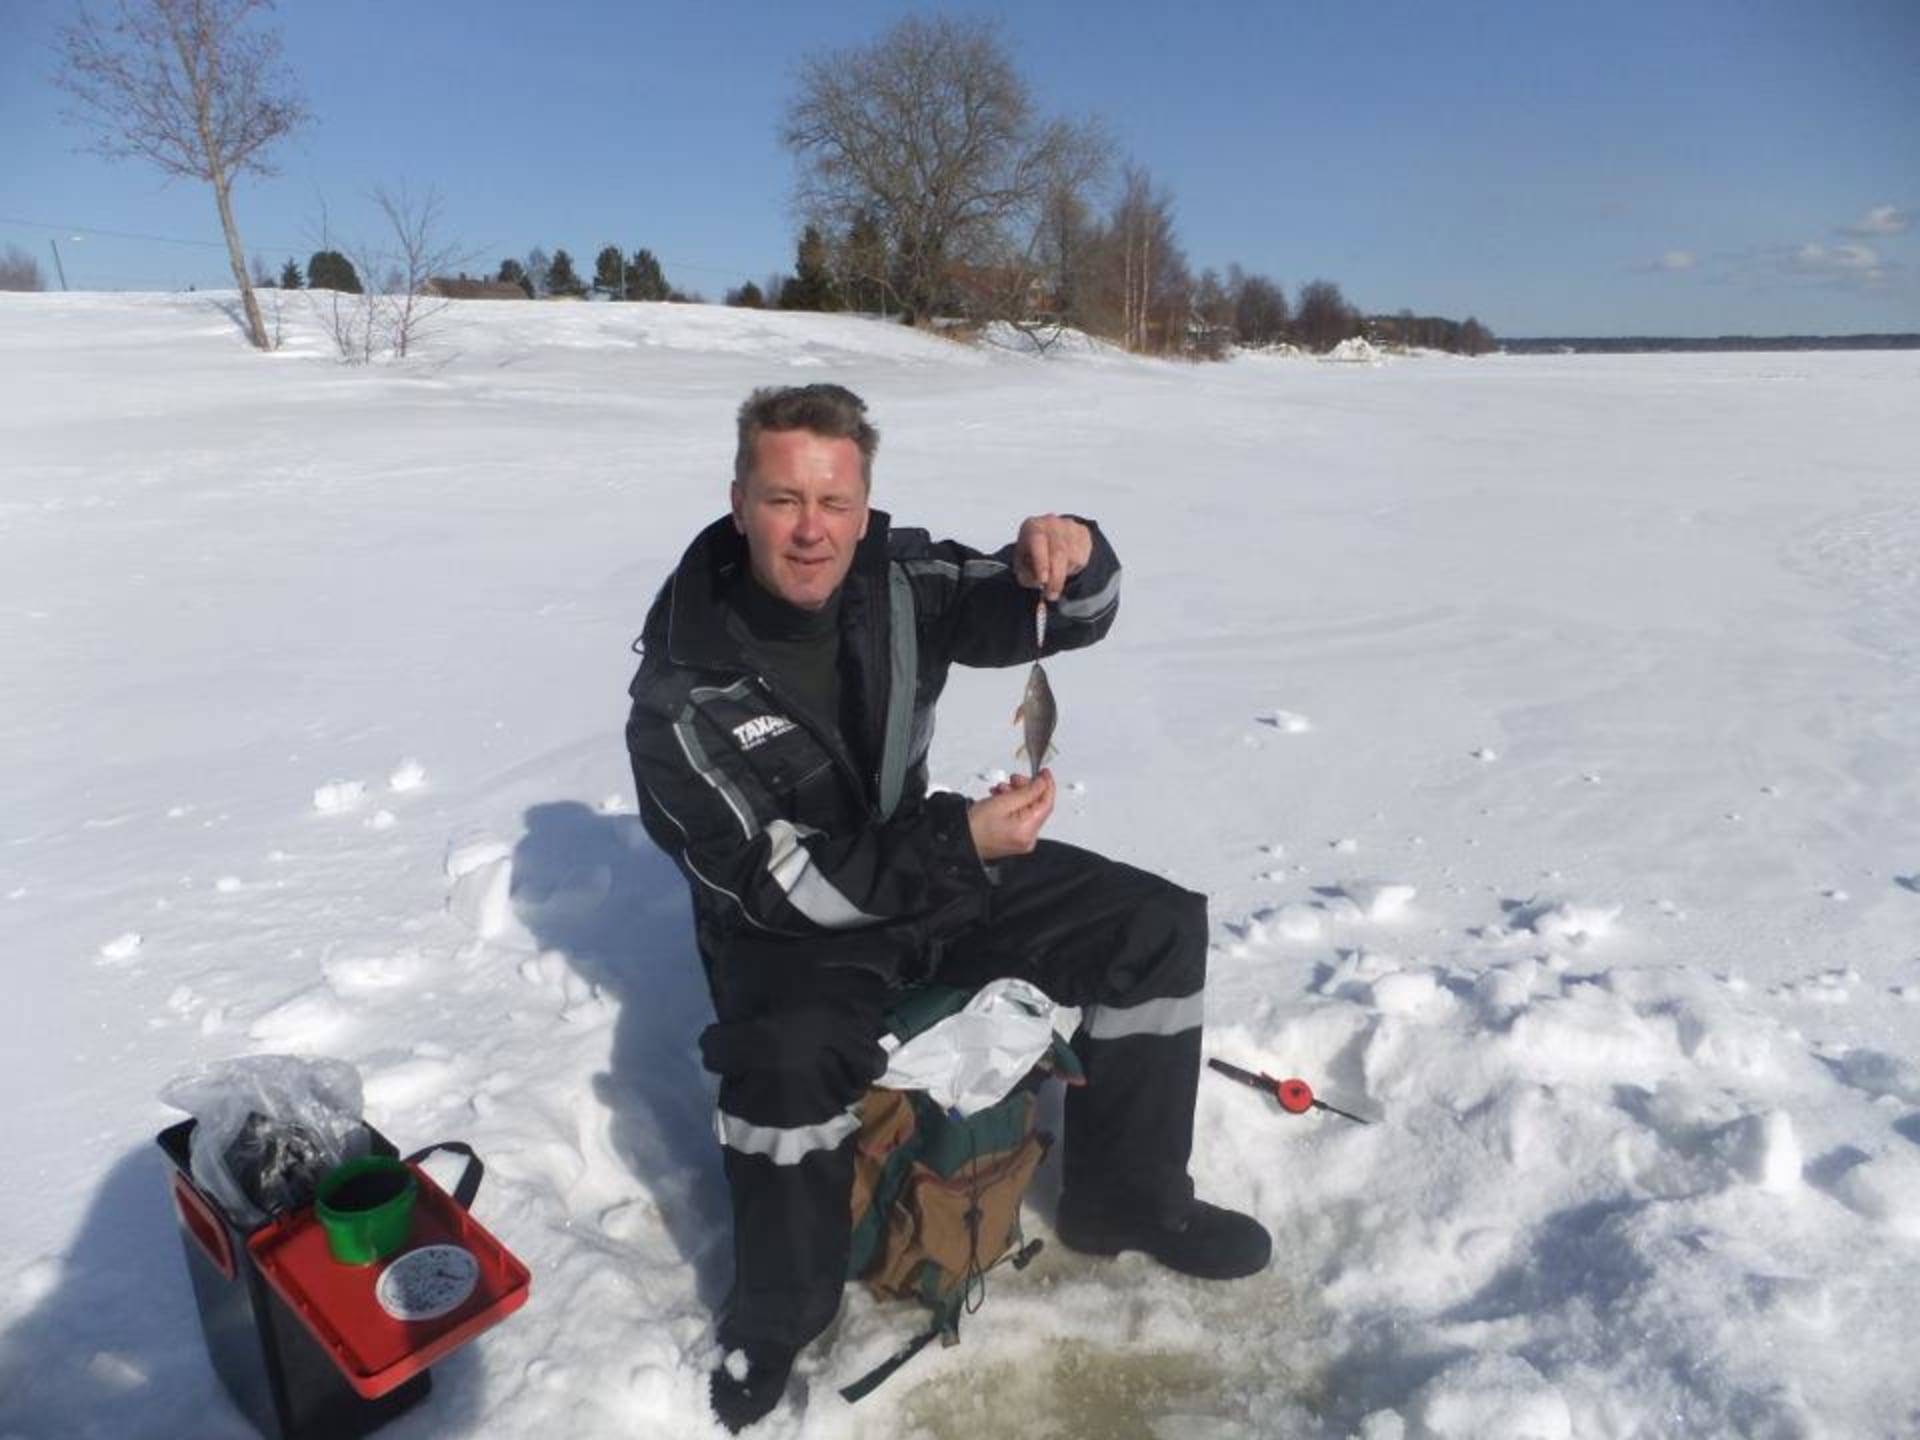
left=708, top=1340, right=797, bottom=1433
left=1056, top=1193, right=1271, bottom=1280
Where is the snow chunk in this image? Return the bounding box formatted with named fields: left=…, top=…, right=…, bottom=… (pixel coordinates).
left=1369, top=968, right=1446, bottom=1017
left=1470, top=747, right=1499, bottom=762
left=247, top=986, right=352, bottom=1048
left=388, top=759, right=427, bottom=792
left=1717, top=1110, right=1802, bottom=1192
left=1340, top=879, right=1418, bottom=921
left=445, top=837, right=512, bottom=881
left=365, top=809, right=398, bottom=831
left=1408, top=1353, right=1571, bottom=1440
left=322, top=950, right=428, bottom=996
left=1272, top=903, right=1326, bottom=942
left=449, top=854, right=516, bottom=939
left=312, top=779, right=366, bottom=813
left=1831, top=1150, right=1920, bottom=1237
left=1520, top=900, right=1619, bottom=948
left=98, top=931, right=142, bottom=963
left=1472, top=961, right=1541, bottom=1022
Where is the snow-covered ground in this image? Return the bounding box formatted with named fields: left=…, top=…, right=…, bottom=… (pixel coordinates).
left=3, top=292, right=1918, bottom=1440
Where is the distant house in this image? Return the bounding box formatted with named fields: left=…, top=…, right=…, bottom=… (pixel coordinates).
left=422, top=277, right=527, bottom=300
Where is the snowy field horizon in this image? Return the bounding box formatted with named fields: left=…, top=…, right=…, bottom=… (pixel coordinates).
left=4, top=291, right=1918, bottom=1439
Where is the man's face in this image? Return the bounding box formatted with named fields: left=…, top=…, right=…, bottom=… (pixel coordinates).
left=731, top=428, right=870, bottom=610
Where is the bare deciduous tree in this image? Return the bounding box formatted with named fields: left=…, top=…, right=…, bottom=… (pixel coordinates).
left=372, top=184, right=460, bottom=357
left=1295, top=278, right=1362, bottom=353
left=1085, top=164, right=1189, bottom=354
left=1232, top=268, right=1290, bottom=347
left=56, top=0, right=306, bottom=350
left=313, top=186, right=464, bottom=363
left=784, top=15, right=1102, bottom=327
left=0, top=245, right=48, bottom=292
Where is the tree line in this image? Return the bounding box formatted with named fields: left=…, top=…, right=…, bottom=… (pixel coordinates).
left=754, top=15, right=1496, bottom=357
left=48, top=3, right=1494, bottom=357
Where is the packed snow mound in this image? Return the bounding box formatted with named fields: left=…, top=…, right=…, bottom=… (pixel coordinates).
left=1326, top=335, right=1384, bottom=364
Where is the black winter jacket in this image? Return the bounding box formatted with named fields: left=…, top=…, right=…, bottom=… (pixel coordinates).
left=625, top=509, right=1122, bottom=981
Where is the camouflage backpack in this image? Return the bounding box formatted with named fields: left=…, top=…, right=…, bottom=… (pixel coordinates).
left=840, top=983, right=1083, bottom=1402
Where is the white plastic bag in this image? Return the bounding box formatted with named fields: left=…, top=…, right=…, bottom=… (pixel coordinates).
left=875, top=978, right=1064, bottom=1116
left=160, top=1054, right=370, bottom=1227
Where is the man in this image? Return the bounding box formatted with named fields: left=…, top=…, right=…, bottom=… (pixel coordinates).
left=626, top=384, right=1268, bottom=1432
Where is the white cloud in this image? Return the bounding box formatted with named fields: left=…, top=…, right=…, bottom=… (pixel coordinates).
left=1656, top=250, right=1696, bottom=271
left=1839, top=205, right=1910, bottom=237
left=1789, top=242, right=1879, bottom=273
left=1783, top=242, right=1887, bottom=289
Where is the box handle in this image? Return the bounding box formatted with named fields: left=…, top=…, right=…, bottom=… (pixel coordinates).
left=170, top=1173, right=236, bottom=1281
left=404, top=1141, right=483, bottom=1210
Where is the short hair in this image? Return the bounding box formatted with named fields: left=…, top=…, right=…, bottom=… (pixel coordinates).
left=734, top=384, right=880, bottom=490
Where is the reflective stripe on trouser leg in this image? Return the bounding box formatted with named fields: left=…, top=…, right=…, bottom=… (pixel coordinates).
left=930, top=841, right=1212, bottom=1214
left=699, top=967, right=888, bottom=1354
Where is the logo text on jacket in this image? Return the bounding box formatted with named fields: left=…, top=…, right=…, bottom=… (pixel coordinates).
left=732, top=714, right=799, bottom=751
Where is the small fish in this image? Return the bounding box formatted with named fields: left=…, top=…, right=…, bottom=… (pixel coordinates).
left=1014, top=661, right=1057, bottom=778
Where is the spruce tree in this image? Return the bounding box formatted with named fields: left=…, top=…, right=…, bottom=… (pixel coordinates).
left=496, top=257, right=530, bottom=296
left=778, top=225, right=840, bottom=311
left=624, top=248, right=668, bottom=302
left=593, top=245, right=625, bottom=297
left=845, top=213, right=887, bottom=314
left=546, top=248, right=586, bottom=298
left=307, top=249, right=361, bottom=294
left=278, top=257, right=303, bottom=289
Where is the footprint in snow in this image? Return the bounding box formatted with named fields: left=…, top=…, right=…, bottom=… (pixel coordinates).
left=1256, top=710, right=1312, bottom=733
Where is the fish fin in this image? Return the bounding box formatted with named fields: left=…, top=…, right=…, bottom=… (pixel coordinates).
left=1012, top=703, right=1025, bottom=725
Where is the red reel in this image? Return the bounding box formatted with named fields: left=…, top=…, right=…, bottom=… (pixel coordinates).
left=1276, top=1078, right=1314, bottom=1114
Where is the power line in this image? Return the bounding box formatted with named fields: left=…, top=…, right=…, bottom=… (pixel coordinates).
left=0, top=212, right=777, bottom=282
left=0, top=213, right=290, bottom=251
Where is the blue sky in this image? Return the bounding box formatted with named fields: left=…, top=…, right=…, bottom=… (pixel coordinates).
left=3, top=0, right=1915, bottom=336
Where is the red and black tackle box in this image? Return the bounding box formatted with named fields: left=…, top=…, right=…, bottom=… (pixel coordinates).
left=160, top=1121, right=529, bottom=1439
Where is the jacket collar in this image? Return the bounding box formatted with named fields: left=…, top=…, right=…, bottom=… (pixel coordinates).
left=662, top=509, right=893, bottom=669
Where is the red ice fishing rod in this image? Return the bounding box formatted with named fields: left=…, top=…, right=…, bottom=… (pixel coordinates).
left=1208, top=1058, right=1373, bottom=1125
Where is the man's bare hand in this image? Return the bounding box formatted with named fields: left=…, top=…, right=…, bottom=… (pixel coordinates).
left=967, top=770, right=1056, bottom=860
left=1014, top=515, right=1093, bottom=602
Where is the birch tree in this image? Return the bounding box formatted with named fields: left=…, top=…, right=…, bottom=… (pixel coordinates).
left=57, top=0, right=307, bottom=351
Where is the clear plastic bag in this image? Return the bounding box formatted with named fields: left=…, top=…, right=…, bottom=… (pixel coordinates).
left=160, top=1054, right=371, bottom=1227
